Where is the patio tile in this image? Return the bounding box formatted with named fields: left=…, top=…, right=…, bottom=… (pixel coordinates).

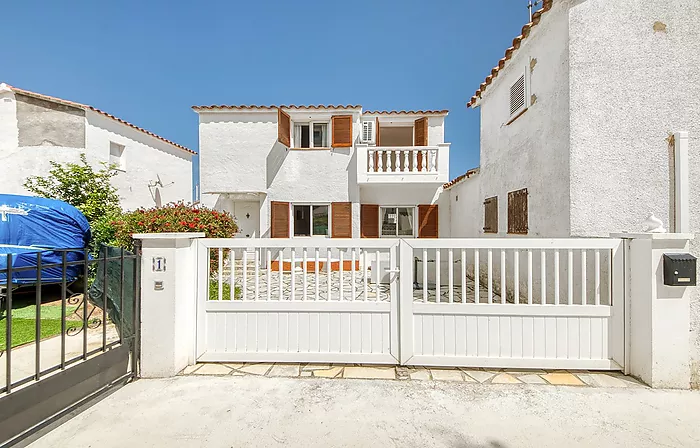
left=409, top=369, right=432, bottom=381
left=313, top=366, right=344, bottom=378
left=301, top=371, right=313, bottom=377
left=301, top=364, right=332, bottom=371
left=430, top=369, right=464, bottom=382
left=268, top=364, right=300, bottom=377
left=463, top=370, right=495, bottom=383
left=224, top=363, right=246, bottom=369
left=541, top=372, right=585, bottom=386
left=343, top=366, right=396, bottom=380
left=582, top=373, right=629, bottom=388
left=195, top=364, right=233, bottom=376
left=491, top=373, right=521, bottom=384
left=238, top=363, right=274, bottom=376
left=181, top=365, right=201, bottom=375
left=517, top=374, right=547, bottom=385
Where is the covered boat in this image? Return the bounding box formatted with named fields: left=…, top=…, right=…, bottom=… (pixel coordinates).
left=0, top=194, right=91, bottom=286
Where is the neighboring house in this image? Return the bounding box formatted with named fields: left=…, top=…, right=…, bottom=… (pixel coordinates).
left=454, top=0, right=700, bottom=382
left=0, top=83, right=195, bottom=210
left=194, top=104, right=450, bottom=239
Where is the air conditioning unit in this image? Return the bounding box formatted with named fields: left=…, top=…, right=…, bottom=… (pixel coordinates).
left=361, top=120, right=375, bottom=144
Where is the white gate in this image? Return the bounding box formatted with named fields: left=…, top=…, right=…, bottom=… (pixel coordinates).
left=195, top=238, right=625, bottom=370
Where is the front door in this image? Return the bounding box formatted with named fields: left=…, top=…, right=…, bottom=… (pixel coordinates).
left=232, top=201, right=260, bottom=238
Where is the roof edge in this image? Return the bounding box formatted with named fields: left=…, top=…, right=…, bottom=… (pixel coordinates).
left=443, top=167, right=480, bottom=190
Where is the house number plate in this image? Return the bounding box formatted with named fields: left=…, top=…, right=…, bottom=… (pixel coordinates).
left=152, top=257, right=166, bottom=272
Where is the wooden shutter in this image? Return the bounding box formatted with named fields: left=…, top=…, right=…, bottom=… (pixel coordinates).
left=270, top=201, right=290, bottom=238
left=483, top=196, right=498, bottom=234
left=414, top=117, right=427, bottom=146
left=508, top=188, right=529, bottom=234
left=331, top=202, right=352, bottom=238
left=332, top=115, right=353, bottom=147
left=360, top=204, right=379, bottom=238
left=277, top=109, right=290, bottom=147
left=418, top=204, right=439, bottom=238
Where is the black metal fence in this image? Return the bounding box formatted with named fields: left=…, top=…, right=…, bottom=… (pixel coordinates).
left=0, top=243, right=141, bottom=446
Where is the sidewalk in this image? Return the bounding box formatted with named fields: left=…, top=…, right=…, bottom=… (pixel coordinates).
left=27, top=375, right=700, bottom=448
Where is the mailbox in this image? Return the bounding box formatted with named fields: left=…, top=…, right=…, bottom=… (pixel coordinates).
left=663, top=253, right=697, bottom=286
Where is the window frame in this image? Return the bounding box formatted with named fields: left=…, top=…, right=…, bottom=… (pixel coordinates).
left=379, top=206, right=416, bottom=238
left=109, top=141, right=126, bottom=171
left=292, top=121, right=330, bottom=149
left=508, top=66, right=530, bottom=122
left=291, top=203, right=331, bottom=237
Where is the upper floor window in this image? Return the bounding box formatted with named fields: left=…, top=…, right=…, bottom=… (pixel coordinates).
left=294, top=122, right=328, bottom=148
left=109, top=142, right=125, bottom=171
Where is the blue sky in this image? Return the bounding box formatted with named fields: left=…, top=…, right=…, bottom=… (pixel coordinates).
left=1, top=0, right=535, bottom=198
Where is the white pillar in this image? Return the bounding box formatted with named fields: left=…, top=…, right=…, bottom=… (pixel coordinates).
left=674, top=132, right=689, bottom=233
left=613, top=232, right=694, bottom=388
left=134, top=233, right=204, bottom=378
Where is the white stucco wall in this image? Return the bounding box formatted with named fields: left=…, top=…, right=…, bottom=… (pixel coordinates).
left=427, top=116, right=445, bottom=146
left=475, top=0, right=571, bottom=237
left=0, top=96, right=192, bottom=211
left=444, top=174, right=481, bottom=238
left=568, top=0, right=700, bottom=386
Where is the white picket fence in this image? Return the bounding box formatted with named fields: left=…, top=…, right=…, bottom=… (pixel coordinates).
left=195, top=238, right=625, bottom=370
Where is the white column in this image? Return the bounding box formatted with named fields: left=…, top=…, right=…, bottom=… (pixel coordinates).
left=356, top=144, right=369, bottom=183
left=436, top=143, right=450, bottom=182
left=134, top=232, right=205, bottom=378
left=674, top=132, right=689, bottom=233
left=613, top=232, right=694, bottom=388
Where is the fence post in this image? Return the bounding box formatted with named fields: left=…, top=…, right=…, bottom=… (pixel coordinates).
left=398, top=239, right=414, bottom=365
left=133, top=232, right=205, bottom=378
left=612, top=232, right=694, bottom=388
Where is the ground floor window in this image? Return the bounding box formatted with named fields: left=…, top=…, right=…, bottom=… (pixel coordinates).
left=293, top=204, right=329, bottom=236
left=380, top=207, right=414, bottom=237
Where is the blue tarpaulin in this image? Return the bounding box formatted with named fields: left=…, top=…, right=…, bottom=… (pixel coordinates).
left=0, top=194, right=91, bottom=286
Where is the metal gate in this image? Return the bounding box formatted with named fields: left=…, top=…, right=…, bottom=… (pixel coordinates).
left=0, top=244, right=141, bottom=447
left=195, top=238, right=625, bottom=371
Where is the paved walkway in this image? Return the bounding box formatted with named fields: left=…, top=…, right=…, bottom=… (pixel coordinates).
left=181, top=362, right=645, bottom=388
left=27, top=375, right=700, bottom=447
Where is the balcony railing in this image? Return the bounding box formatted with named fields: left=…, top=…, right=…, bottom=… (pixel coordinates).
left=356, top=144, right=450, bottom=184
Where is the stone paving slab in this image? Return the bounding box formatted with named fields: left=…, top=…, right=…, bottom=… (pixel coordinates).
left=180, top=362, right=647, bottom=388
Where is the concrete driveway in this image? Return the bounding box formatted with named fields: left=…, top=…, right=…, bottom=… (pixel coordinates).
left=27, top=376, right=700, bottom=448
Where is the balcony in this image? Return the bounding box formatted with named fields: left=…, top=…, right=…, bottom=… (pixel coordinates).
left=356, top=144, right=450, bottom=184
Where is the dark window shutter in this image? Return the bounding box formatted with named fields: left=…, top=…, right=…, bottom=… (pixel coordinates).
left=278, top=109, right=290, bottom=147
left=270, top=201, right=290, bottom=238
left=331, top=202, right=352, bottom=238
left=414, top=117, right=427, bottom=146
left=508, top=188, right=529, bottom=234
left=360, top=204, right=379, bottom=238
left=483, top=196, right=498, bottom=234
left=332, top=115, right=353, bottom=147
left=418, top=204, right=439, bottom=238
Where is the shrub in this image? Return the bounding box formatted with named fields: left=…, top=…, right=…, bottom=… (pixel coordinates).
left=111, top=203, right=238, bottom=251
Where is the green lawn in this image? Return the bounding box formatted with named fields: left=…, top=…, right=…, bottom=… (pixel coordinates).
left=208, top=280, right=242, bottom=301
left=0, top=302, right=81, bottom=349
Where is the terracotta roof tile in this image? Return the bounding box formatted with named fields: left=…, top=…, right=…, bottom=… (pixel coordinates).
left=4, top=84, right=195, bottom=155
left=467, top=0, right=553, bottom=108
left=363, top=110, right=448, bottom=116
left=192, top=104, right=362, bottom=111
left=443, top=167, right=480, bottom=190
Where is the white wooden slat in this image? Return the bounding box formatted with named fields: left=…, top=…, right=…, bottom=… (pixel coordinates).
left=218, top=248, right=223, bottom=301
left=533, top=317, right=545, bottom=358
left=339, top=249, right=345, bottom=302
left=487, top=249, right=492, bottom=304
left=545, top=317, right=557, bottom=358
left=433, top=315, right=445, bottom=356
left=363, top=249, right=368, bottom=301
left=302, top=248, right=308, bottom=301
left=541, top=250, right=546, bottom=305
left=242, top=250, right=248, bottom=301
left=278, top=249, right=284, bottom=301
left=488, top=316, right=500, bottom=357
left=474, top=249, right=480, bottom=304
left=567, top=317, right=580, bottom=360
left=448, top=249, right=454, bottom=303
left=254, top=249, right=260, bottom=301
left=309, top=313, right=320, bottom=353
left=422, top=248, right=428, bottom=303
left=554, top=250, right=560, bottom=305
left=522, top=317, right=534, bottom=358
left=594, top=250, right=600, bottom=306
left=414, top=314, right=423, bottom=355
left=423, top=315, right=434, bottom=355
left=527, top=250, right=533, bottom=305
left=514, top=249, right=519, bottom=304
left=327, top=248, right=332, bottom=301
left=476, top=316, right=488, bottom=357
left=375, top=250, right=380, bottom=302
left=371, top=313, right=384, bottom=354
left=290, top=248, right=296, bottom=301
left=461, top=249, right=466, bottom=304
left=581, top=250, right=587, bottom=305
left=556, top=317, right=568, bottom=359
left=435, top=249, right=441, bottom=303
left=266, top=250, right=271, bottom=302
left=315, top=248, right=320, bottom=301
left=511, top=317, right=523, bottom=358
left=231, top=249, right=236, bottom=301
left=455, top=315, right=466, bottom=356
left=443, top=315, right=456, bottom=356
left=466, top=316, right=478, bottom=357
left=500, top=249, right=506, bottom=304
left=351, top=248, right=357, bottom=302
left=499, top=316, right=511, bottom=358
left=567, top=249, right=573, bottom=305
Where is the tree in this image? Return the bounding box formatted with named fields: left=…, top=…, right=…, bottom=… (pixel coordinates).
left=24, top=154, right=121, bottom=224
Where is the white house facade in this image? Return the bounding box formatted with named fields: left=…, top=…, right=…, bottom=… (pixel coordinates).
left=0, top=83, right=195, bottom=210
left=453, top=0, right=700, bottom=385
left=195, top=104, right=450, bottom=240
